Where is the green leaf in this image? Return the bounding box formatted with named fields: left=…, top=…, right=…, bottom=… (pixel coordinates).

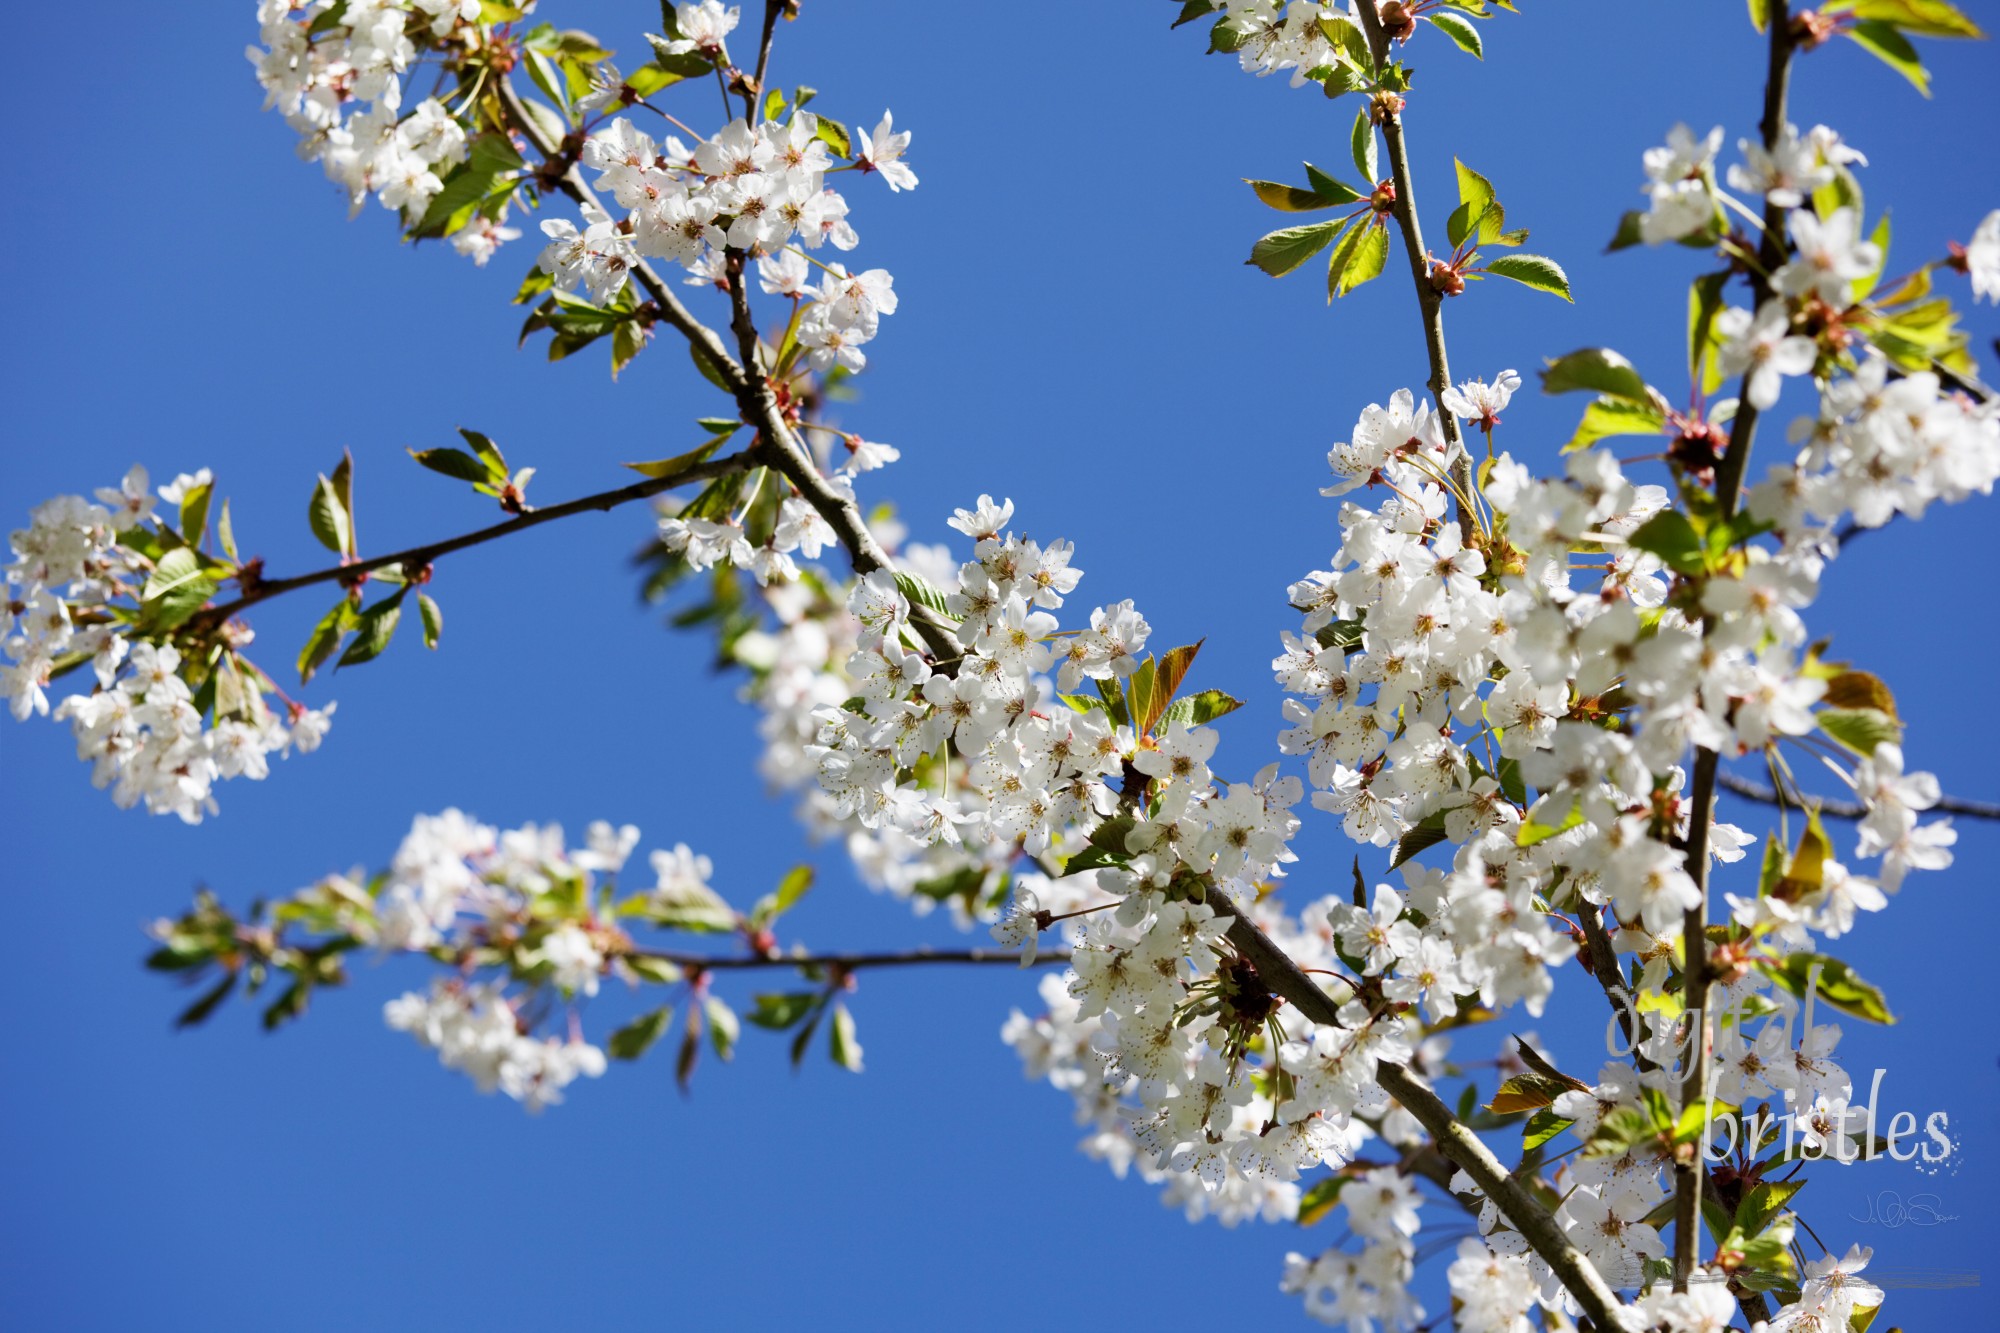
left=1159, top=688, right=1244, bottom=728
left=175, top=975, right=238, bottom=1029
left=1585, top=1105, right=1658, bottom=1158
left=1329, top=221, right=1390, bottom=299
left=1845, top=21, right=1929, bottom=95
left=1523, top=1108, right=1575, bottom=1152
left=141, top=547, right=206, bottom=602
left=1688, top=271, right=1733, bottom=394
left=1391, top=811, right=1450, bottom=868
left=1145, top=641, right=1203, bottom=736
left=1758, top=952, right=1896, bottom=1024
left=1627, top=511, right=1707, bottom=575
left=1853, top=212, right=1892, bottom=302
left=1247, top=179, right=1335, bottom=212
left=1092, top=675, right=1130, bottom=729
left=1426, top=10, right=1483, bottom=56
left=1816, top=706, right=1901, bottom=756
left=417, top=593, right=443, bottom=650
left=1172, top=0, right=1223, bottom=26
left=1454, top=160, right=1500, bottom=241
left=1563, top=396, right=1667, bottom=455
left=625, top=436, right=728, bottom=481
left=178, top=480, right=213, bottom=547
left=1350, top=107, right=1377, bottom=182
left=623, top=62, right=687, bottom=98
left=1482, top=253, right=1572, bottom=301
left=308, top=476, right=349, bottom=555
left=457, top=428, right=508, bottom=479
left=1841, top=0, right=1982, bottom=38
left=217, top=499, right=238, bottom=564
left=1517, top=795, right=1584, bottom=847
left=1540, top=347, right=1655, bottom=404
left=1748, top=0, right=1770, bottom=30
left=298, top=598, right=355, bottom=684
left=1297, top=1175, right=1348, bottom=1225
left=828, top=1002, right=863, bottom=1072
left=624, top=955, right=684, bottom=984
left=1737, top=1179, right=1806, bottom=1238
left=1607, top=210, right=1647, bottom=252
left=1304, top=163, right=1365, bottom=205
left=1248, top=219, right=1348, bottom=277
left=705, top=995, right=740, bottom=1059
left=813, top=113, right=852, bottom=159
left=1487, top=1072, right=1571, bottom=1115
left=1126, top=657, right=1157, bottom=737
left=1208, top=14, right=1250, bottom=53
left=751, top=865, right=813, bottom=929
left=1315, top=619, right=1367, bottom=653
left=894, top=571, right=960, bottom=622
left=608, top=1006, right=674, bottom=1059
left=337, top=590, right=405, bottom=668
left=409, top=447, right=494, bottom=483
left=745, top=991, right=821, bottom=1030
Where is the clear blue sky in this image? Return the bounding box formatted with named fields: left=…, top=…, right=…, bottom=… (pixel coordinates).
left=2, top=3, right=1996, bottom=1328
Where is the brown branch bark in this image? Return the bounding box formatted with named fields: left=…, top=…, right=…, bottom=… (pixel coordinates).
left=499, top=74, right=962, bottom=664
left=1675, top=0, right=1796, bottom=1296
left=1717, top=770, right=2000, bottom=822
left=629, top=946, right=1068, bottom=972
left=1346, top=7, right=1473, bottom=544
left=1206, top=895, right=1630, bottom=1330
left=191, top=451, right=750, bottom=631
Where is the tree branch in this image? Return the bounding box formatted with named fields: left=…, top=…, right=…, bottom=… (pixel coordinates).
left=1346, top=7, right=1473, bottom=543
left=497, top=77, right=750, bottom=395
left=1205, top=895, right=1630, bottom=1330
left=1717, top=769, right=2000, bottom=822
left=629, top=945, right=1068, bottom=972
left=749, top=0, right=785, bottom=122
left=191, top=451, right=750, bottom=630
left=500, top=73, right=963, bottom=664
left=1675, top=0, right=1796, bottom=1295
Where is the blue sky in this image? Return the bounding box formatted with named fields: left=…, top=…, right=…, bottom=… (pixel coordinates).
left=2, top=3, right=1997, bottom=1328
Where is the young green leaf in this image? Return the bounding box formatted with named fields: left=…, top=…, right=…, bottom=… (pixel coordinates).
left=409, top=448, right=494, bottom=483
left=828, top=1002, right=864, bottom=1072
left=1350, top=107, right=1377, bottom=181
left=1426, top=10, right=1483, bottom=56
left=1304, top=163, right=1365, bottom=205
left=1248, top=218, right=1350, bottom=277
left=745, top=992, right=821, bottom=1030
left=1247, top=179, right=1335, bottom=212
left=1482, top=253, right=1572, bottom=301
left=337, top=590, right=406, bottom=669
left=1844, top=20, right=1930, bottom=95
left=1329, top=221, right=1390, bottom=298
left=308, top=476, right=349, bottom=555
left=1540, top=347, right=1655, bottom=403
left=1563, top=397, right=1667, bottom=454
left=608, top=1006, right=674, bottom=1059
left=417, top=593, right=443, bottom=650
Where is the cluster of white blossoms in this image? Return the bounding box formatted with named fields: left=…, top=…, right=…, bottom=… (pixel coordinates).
left=386, top=980, right=607, bottom=1114
left=5, top=467, right=334, bottom=823
left=340, top=810, right=723, bottom=1110
left=248, top=2, right=479, bottom=232
left=541, top=104, right=912, bottom=364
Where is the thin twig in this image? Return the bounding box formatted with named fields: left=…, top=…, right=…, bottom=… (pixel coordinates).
left=749, top=0, right=784, bottom=123
left=1345, top=6, right=1473, bottom=544
left=1676, top=0, right=1795, bottom=1298
left=1204, top=896, right=1631, bottom=1331
left=629, top=946, right=1068, bottom=971
left=1717, top=770, right=2000, bottom=822
left=191, top=452, right=750, bottom=630
left=499, top=73, right=962, bottom=665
